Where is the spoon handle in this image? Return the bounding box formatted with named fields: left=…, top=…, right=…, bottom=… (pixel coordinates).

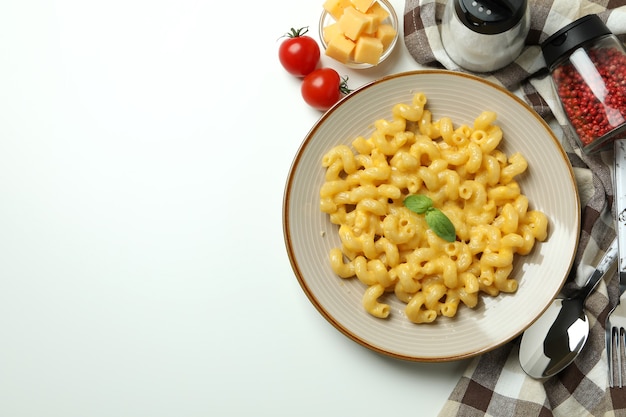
left=578, top=237, right=618, bottom=300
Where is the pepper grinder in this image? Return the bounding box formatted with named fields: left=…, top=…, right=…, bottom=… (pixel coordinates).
left=441, top=0, right=530, bottom=72
left=541, top=14, right=626, bottom=153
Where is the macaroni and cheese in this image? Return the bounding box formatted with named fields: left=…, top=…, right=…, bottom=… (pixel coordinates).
left=319, top=92, right=548, bottom=323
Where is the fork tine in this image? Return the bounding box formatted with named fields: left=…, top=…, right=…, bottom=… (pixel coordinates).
left=605, top=332, right=613, bottom=387
left=608, top=325, right=621, bottom=388
left=617, top=327, right=626, bottom=388
left=614, top=328, right=623, bottom=388
left=613, top=330, right=616, bottom=388
left=608, top=324, right=616, bottom=388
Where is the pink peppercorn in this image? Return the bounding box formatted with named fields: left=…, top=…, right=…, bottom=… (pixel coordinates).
left=542, top=14, right=626, bottom=154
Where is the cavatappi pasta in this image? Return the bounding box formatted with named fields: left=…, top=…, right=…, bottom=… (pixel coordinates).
left=319, top=92, right=548, bottom=324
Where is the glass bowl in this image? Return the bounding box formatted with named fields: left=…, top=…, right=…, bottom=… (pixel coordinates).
left=318, top=0, right=399, bottom=69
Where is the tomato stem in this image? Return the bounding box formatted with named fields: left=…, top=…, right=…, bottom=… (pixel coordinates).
left=286, top=26, right=309, bottom=38
left=339, top=76, right=352, bottom=96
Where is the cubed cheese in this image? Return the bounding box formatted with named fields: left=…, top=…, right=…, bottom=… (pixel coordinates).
left=323, top=0, right=352, bottom=20
left=321, top=0, right=394, bottom=65
left=375, top=23, right=396, bottom=49
left=362, top=11, right=379, bottom=35
left=350, top=0, right=374, bottom=12
left=354, top=36, right=383, bottom=65
left=325, top=35, right=356, bottom=63
left=323, top=22, right=343, bottom=44
left=338, top=6, right=370, bottom=41
left=367, top=1, right=390, bottom=22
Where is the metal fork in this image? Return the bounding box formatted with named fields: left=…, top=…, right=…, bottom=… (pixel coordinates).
left=607, top=138, right=626, bottom=388
left=606, top=293, right=626, bottom=388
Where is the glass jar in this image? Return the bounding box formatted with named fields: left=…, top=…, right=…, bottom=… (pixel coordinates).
left=542, top=14, right=626, bottom=154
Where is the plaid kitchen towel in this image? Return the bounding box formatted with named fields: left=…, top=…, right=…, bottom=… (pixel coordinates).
left=403, top=0, right=626, bottom=416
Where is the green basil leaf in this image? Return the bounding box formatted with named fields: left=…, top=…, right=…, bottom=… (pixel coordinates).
left=425, top=208, right=456, bottom=242
left=403, top=194, right=433, bottom=214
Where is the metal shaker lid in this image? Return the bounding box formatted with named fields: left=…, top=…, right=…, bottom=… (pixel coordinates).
left=454, top=0, right=528, bottom=35
left=541, top=14, right=612, bottom=71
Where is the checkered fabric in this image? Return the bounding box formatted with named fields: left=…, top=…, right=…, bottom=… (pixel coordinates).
left=403, top=1, right=626, bottom=416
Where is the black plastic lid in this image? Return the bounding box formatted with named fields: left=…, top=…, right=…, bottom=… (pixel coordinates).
left=541, top=14, right=612, bottom=70
left=454, top=0, right=527, bottom=35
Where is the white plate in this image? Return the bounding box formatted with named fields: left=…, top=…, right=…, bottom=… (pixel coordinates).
left=283, top=70, right=580, bottom=361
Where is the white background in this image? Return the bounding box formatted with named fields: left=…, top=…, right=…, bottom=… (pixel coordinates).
left=0, top=1, right=471, bottom=416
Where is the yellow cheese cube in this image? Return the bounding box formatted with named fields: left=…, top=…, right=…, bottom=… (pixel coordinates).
left=338, top=6, right=370, bottom=41
left=323, top=0, right=351, bottom=20
left=367, top=1, right=390, bottom=22
left=361, top=11, right=379, bottom=34
left=375, top=23, right=397, bottom=49
left=354, top=35, right=383, bottom=65
left=325, top=35, right=356, bottom=63
left=323, top=22, right=343, bottom=44
left=350, top=0, right=374, bottom=12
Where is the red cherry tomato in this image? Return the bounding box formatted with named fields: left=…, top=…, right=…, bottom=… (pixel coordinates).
left=278, top=27, right=320, bottom=77
left=301, top=68, right=351, bottom=111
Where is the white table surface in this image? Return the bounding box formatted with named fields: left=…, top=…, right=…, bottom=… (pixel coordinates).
left=0, top=1, right=472, bottom=415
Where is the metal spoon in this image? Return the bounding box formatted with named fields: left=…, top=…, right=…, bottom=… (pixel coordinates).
left=518, top=237, right=618, bottom=379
